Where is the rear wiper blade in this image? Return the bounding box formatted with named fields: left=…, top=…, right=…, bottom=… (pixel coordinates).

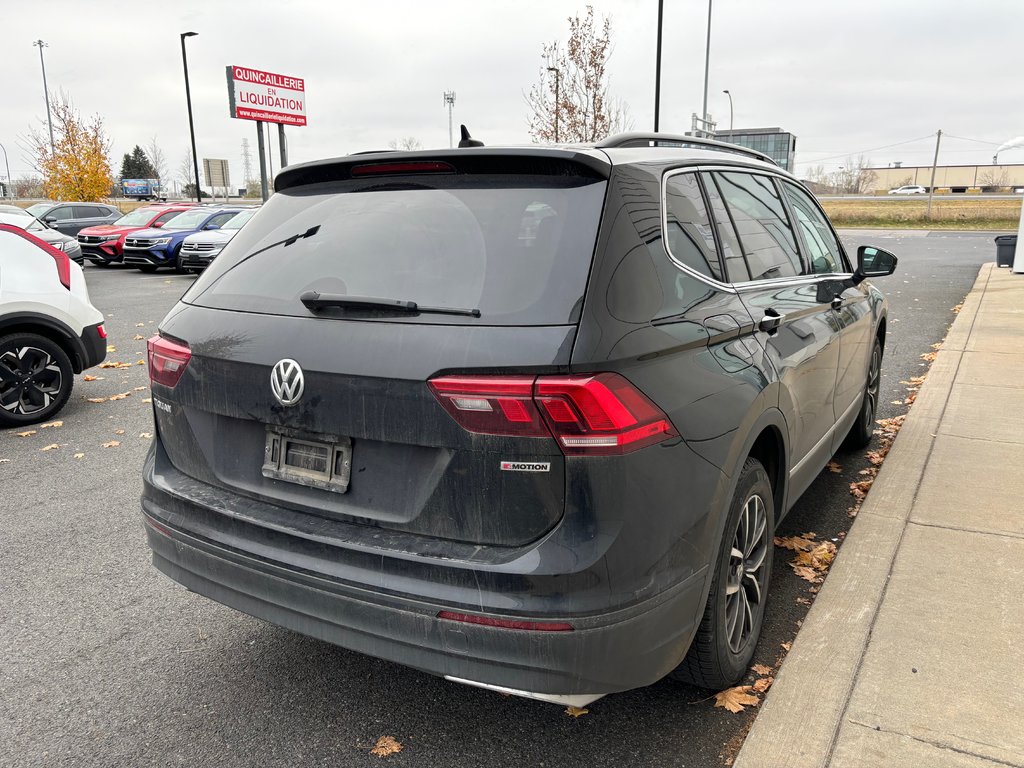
left=300, top=290, right=481, bottom=318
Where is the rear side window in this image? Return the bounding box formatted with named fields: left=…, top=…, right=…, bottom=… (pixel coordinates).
left=712, top=172, right=802, bottom=281
left=663, top=172, right=722, bottom=281
left=74, top=206, right=101, bottom=218
left=154, top=211, right=182, bottom=225
left=700, top=173, right=750, bottom=283
left=186, top=174, right=607, bottom=325
left=781, top=182, right=846, bottom=274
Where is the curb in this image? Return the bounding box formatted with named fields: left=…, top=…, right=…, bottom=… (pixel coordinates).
left=732, top=264, right=993, bottom=768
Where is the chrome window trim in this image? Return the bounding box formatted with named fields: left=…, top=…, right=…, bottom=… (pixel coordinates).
left=660, top=164, right=854, bottom=296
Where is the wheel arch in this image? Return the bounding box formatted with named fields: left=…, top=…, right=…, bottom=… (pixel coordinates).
left=733, top=409, right=790, bottom=526
left=0, top=314, right=88, bottom=374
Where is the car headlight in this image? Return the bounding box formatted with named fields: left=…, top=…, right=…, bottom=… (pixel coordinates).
left=103, top=234, right=121, bottom=242
left=53, top=241, right=69, bottom=251
left=153, top=237, right=172, bottom=245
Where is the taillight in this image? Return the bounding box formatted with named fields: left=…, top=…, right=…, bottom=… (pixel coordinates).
left=351, top=160, right=455, bottom=176
left=147, top=335, right=191, bottom=387
left=97, top=325, right=107, bottom=339
left=429, top=373, right=677, bottom=455
left=429, top=376, right=546, bottom=437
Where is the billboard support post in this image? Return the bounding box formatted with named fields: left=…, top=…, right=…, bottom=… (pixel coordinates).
left=278, top=124, right=288, bottom=169
left=256, top=120, right=269, bottom=203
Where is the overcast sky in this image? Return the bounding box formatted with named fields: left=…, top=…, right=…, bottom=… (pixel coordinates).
left=4, top=0, right=1023, bottom=189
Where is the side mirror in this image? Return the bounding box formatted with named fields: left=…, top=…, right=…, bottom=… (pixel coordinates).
left=152, top=221, right=164, bottom=228
left=853, top=245, right=897, bottom=285
left=44, top=216, right=57, bottom=224
left=204, top=223, right=221, bottom=230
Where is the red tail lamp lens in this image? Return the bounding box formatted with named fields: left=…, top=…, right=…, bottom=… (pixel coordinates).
left=351, top=161, right=455, bottom=176
left=437, top=611, right=573, bottom=632
left=428, top=376, right=547, bottom=437
left=147, top=335, right=191, bottom=387
left=428, top=372, right=677, bottom=455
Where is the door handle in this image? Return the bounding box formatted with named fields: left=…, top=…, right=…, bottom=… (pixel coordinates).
left=830, top=296, right=843, bottom=311
left=759, top=309, right=784, bottom=333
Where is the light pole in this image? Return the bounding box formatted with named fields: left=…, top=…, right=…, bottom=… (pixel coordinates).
left=0, top=142, right=10, bottom=198
left=701, top=0, right=713, bottom=136
left=32, top=40, right=55, bottom=155
left=443, top=91, right=456, bottom=149
left=180, top=32, right=202, bottom=203
left=546, top=67, right=561, bottom=143
left=723, top=89, right=733, bottom=133
left=654, top=0, right=664, bottom=132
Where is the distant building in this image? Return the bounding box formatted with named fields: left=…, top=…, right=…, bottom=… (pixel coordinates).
left=868, top=163, right=1024, bottom=193
left=715, top=128, right=797, bottom=172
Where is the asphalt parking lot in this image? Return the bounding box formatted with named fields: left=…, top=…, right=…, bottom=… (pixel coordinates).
left=0, top=231, right=999, bottom=768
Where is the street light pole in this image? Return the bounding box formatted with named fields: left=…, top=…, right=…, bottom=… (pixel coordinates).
left=32, top=41, right=55, bottom=155
left=723, top=89, right=733, bottom=133
left=0, top=142, right=11, bottom=198
left=654, top=0, right=664, bottom=132
left=443, top=91, right=456, bottom=149
left=180, top=32, right=202, bottom=203
left=701, top=0, right=713, bottom=136
left=546, top=67, right=561, bottom=143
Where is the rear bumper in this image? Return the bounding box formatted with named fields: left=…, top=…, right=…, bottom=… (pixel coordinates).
left=79, top=322, right=107, bottom=369
left=141, top=457, right=707, bottom=699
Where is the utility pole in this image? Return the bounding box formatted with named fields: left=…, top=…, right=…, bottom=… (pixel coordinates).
left=443, top=91, right=456, bottom=149
left=32, top=40, right=55, bottom=155
left=278, top=124, right=288, bottom=168
left=654, top=0, right=664, bottom=132
left=926, top=129, right=942, bottom=220
left=701, top=0, right=713, bottom=136
left=546, top=67, right=561, bottom=142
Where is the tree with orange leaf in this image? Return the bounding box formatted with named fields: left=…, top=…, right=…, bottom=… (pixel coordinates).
left=27, top=92, right=113, bottom=201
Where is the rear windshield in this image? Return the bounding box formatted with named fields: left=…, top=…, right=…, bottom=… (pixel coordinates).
left=184, top=174, right=606, bottom=325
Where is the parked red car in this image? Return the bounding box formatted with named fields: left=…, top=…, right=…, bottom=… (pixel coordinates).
left=77, top=203, right=198, bottom=266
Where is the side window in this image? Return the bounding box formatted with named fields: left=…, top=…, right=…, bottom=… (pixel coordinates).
left=209, top=213, right=236, bottom=228
left=45, top=206, right=74, bottom=222
left=782, top=183, right=846, bottom=274
left=74, top=206, right=101, bottom=219
left=712, top=172, right=802, bottom=281
left=701, top=172, right=751, bottom=283
left=154, top=211, right=180, bottom=225
left=663, top=172, right=722, bottom=281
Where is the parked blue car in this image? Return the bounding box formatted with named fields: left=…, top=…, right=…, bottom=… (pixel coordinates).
left=122, top=207, right=247, bottom=272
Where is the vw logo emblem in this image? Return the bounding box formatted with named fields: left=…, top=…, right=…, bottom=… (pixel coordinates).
left=270, top=359, right=304, bottom=406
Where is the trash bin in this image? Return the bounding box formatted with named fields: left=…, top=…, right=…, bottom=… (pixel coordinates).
left=995, top=235, right=1017, bottom=268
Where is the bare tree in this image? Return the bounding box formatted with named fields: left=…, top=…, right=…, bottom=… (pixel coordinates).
left=388, top=137, right=423, bottom=151
left=13, top=175, right=45, bottom=198
left=146, top=136, right=167, bottom=185
left=179, top=149, right=196, bottom=187
left=979, top=167, right=1009, bottom=191
left=526, top=6, right=627, bottom=143
left=828, top=156, right=876, bottom=194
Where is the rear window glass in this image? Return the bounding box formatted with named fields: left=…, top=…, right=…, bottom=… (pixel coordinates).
left=185, top=174, right=607, bottom=325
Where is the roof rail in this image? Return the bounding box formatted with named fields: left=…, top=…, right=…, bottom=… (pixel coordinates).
left=595, top=132, right=778, bottom=166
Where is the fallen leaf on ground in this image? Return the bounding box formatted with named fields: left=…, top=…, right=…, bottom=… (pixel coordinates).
left=140, top=432, right=153, bottom=439
left=781, top=641, right=792, bottom=652
left=133, top=334, right=145, bottom=341
left=0, top=458, right=10, bottom=463
left=136, top=360, right=146, bottom=366
left=114, top=429, right=125, bottom=435
left=714, top=686, right=759, bottom=714
left=369, top=736, right=403, bottom=758
left=890, top=400, right=903, bottom=405
left=753, top=676, right=774, bottom=693
left=135, top=323, right=145, bottom=327
left=40, top=421, right=63, bottom=428
left=73, top=453, right=85, bottom=459
left=133, top=386, right=148, bottom=391
left=102, top=440, right=120, bottom=449
left=108, top=392, right=132, bottom=401
left=99, top=361, right=133, bottom=369
left=564, top=705, right=589, bottom=718
left=40, top=443, right=60, bottom=451
left=16, top=430, right=37, bottom=437
left=83, top=374, right=101, bottom=381
left=796, top=596, right=812, bottom=605
left=826, top=461, right=842, bottom=473
left=951, top=303, right=963, bottom=314
left=850, top=479, right=874, bottom=501
left=106, top=345, right=117, bottom=352
left=791, top=565, right=820, bottom=583
left=774, top=533, right=816, bottom=552
left=141, top=398, right=152, bottom=404
left=86, top=397, right=107, bottom=404
left=920, top=351, right=937, bottom=362
left=751, top=664, right=772, bottom=676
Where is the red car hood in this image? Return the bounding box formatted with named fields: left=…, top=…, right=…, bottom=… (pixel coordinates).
left=78, top=223, right=146, bottom=237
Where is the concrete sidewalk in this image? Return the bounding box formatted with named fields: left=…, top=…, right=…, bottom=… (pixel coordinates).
left=735, top=263, right=1024, bottom=768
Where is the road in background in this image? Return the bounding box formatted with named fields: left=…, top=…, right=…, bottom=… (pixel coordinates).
left=0, top=231, right=1000, bottom=767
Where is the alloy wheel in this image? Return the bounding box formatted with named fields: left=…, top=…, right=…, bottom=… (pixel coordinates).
left=0, top=345, right=64, bottom=415
left=725, top=493, right=769, bottom=654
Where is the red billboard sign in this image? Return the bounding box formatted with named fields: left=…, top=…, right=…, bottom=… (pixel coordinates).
left=227, top=65, right=307, bottom=126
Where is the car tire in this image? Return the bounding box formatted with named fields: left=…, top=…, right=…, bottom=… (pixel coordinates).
left=671, top=457, right=774, bottom=690
left=0, top=333, right=75, bottom=428
left=138, top=265, right=158, bottom=273
left=844, top=336, right=882, bottom=450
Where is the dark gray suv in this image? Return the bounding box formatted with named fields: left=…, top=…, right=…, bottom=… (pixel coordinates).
left=24, top=201, right=121, bottom=236
left=141, top=132, right=895, bottom=706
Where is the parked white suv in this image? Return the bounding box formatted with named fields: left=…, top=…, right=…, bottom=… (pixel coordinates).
left=0, top=224, right=107, bottom=427
left=888, top=185, right=927, bottom=195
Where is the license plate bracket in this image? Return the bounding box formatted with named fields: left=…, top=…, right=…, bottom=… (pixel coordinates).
left=262, top=426, right=352, bottom=493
